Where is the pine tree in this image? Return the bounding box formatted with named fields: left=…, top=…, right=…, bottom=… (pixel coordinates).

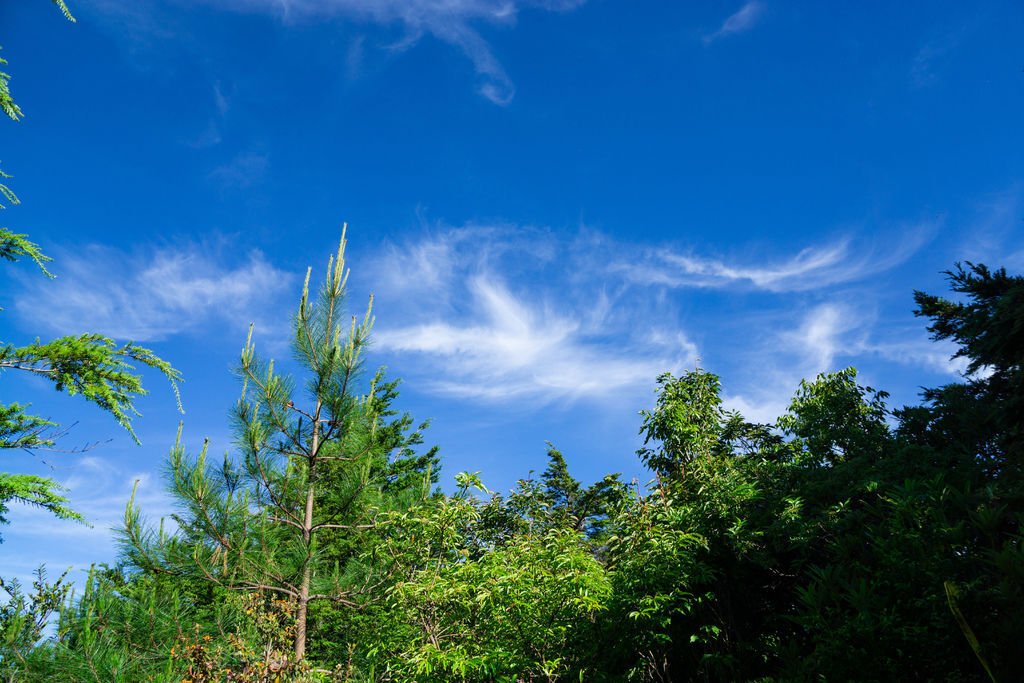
left=123, top=229, right=435, bottom=667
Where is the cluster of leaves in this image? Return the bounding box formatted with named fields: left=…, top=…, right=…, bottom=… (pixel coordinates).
left=166, top=593, right=307, bottom=683
left=357, top=463, right=618, bottom=682
left=0, top=567, right=72, bottom=678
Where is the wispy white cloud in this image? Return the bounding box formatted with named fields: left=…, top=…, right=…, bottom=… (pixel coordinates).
left=720, top=301, right=974, bottom=426
left=367, top=224, right=697, bottom=403
left=865, top=337, right=970, bottom=377
left=346, top=35, right=367, bottom=81
left=364, top=220, right=948, bottom=407
left=910, top=24, right=972, bottom=89
left=84, top=0, right=179, bottom=53
left=1, top=453, right=177, bottom=586
left=209, top=151, right=270, bottom=188
left=185, top=0, right=587, bottom=104
left=722, top=392, right=789, bottom=426
left=213, top=81, right=231, bottom=116
left=911, top=42, right=947, bottom=88
left=719, top=303, right=867, bottom=424
left=189, top=120, right=223, bottom=149
left=959, top=184, right=1024, bottom=270
left=703, top=1, right=765, bottom=45
left=14, top=242, right=294, bottom=343
left=617, top=225, right=933, bottom=293
left=187, top=82, right=231, bottom=148
left=784, top=303, right=863, bottom=374
left=378, top=275, right=697, bottom=401
left=642, top=240, right=850, bottom=290
left=8, top=457, right=169, bottom=542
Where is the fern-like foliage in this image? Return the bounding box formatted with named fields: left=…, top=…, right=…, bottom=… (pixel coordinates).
left=0, top=48, right=24, bottom=122
left=0, top=228, right=52, bottom=279
left=0, top=474, right=85, bottom=530
left=0, top=336, right=183, bottom=448
left=0, top=0, right=183, bottom=537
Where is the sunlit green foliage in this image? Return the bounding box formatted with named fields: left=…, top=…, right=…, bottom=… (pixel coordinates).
left=0, top=335, right=182, bottom=448
left=364, top=469, right=612, bottom=682
left=0, top=567, right=72, bottom=678
left=7, top=255, right=1023, bottom=682
left=120, top=232, right=438, bottom=674
left=0, top=471, right=84, bottom=529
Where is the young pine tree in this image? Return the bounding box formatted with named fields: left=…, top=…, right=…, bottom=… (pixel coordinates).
left=123, top=229, right=432, bottom=668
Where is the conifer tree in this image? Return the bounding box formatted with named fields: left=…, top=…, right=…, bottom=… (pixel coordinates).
left=123, top=229, right=432, bottom=667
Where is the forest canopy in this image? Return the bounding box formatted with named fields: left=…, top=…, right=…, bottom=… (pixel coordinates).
left=2, top=243, right=1022, bottom=682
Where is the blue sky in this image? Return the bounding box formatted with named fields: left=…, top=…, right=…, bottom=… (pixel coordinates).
left=1, top=0, right=1022, bottom=582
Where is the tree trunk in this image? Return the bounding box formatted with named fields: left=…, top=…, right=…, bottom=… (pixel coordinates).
left=295, top=401, right=321, bottom=662
left=295, top=482, right=315, bottom=661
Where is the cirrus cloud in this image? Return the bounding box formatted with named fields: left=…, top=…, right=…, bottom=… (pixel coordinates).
left=704, top=1, right=765, bottom=45
left=13, top=241, right=294, bottom=343
left=362, top=217, right=943, bottom=416
left=366, top=224, right=698, bottom=403
left=191, top=0, right=588, bottom=105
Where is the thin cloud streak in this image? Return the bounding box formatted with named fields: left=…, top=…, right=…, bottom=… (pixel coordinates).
left=865, top=338, right=970, bottom=377
left=2, top=454, right=177, bottom=588
left=377, top=276, right=697, bottom=401
left=365, top=222, right=942, bottom=407
left=704, top=1, right=765, bottom=45
left=656, top=241, right=849, bottom=290
left=910, top=24, right=973, bottom=89
left=188, top=82, right=231, bottom=148
left=618, top=225, right=934, bottom=292
left=368, top=224, right=698, bottom=403
left=188, top=0, right=588, bottom=104
left=209, top=151, right=269, bottom=189
left=722, top=303, right=971, bottom=428
left=960, top=184, right=1024, bottom=271
left=720, top=303, right=866, bottom=426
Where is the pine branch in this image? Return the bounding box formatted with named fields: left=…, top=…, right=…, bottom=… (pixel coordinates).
left=51, top=0, right=76, bottom=22
left=0, top=168, right=21, bottom=207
